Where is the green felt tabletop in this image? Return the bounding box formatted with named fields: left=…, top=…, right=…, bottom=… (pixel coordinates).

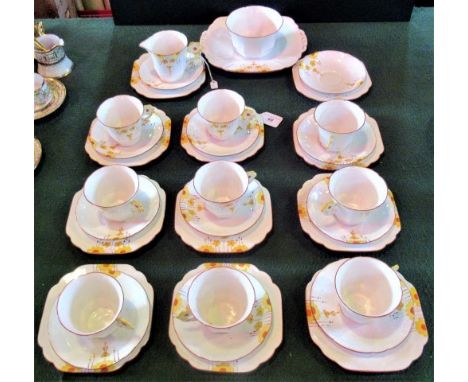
left=34, top=7, right=433, bottom=381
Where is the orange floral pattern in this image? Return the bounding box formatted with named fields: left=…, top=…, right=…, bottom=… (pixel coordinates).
left=212, top=362, right=235, bottom=372
left=415, top=317, right=428, bottom=337
left=96, top=264, right=121, bottom=277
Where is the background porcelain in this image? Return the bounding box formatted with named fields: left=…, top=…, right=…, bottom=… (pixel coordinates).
left=139, top=30, right=188, bottom=83
left=201, top=16, right=307, bottom=73
left=85, top=106, right=171, bottom=166
left=293, top=108, right=383, bottom=169
left=173, top=264, right=272, bottom=362
left=306, top=263, right=428, bottom=372
left=311, top=259, right=413, bottom=353
left=66, top=178, right=166, bottom=254
left=297, top=174, right=401, bottom=251
left=77, top=175, right=160, bottom=240
left=315, top=100, right=366, bottom=152
left=34, top=73, right=52, bottom=111
left=131, top=53, right=206, bottom=99
left=169, top=263, right=282, bottom=372
left=35, top=33, right=74, bottom=78
left=34, top=137, right=42, bottom=170
left=39, top=264, right=153, bottom=372
left=34, top=78, right=66, bottom=120
left=226, top=6, right=283, bottom=58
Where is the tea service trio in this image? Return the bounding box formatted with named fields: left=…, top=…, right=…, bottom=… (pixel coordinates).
left=35, top=5, right=428, bottom=374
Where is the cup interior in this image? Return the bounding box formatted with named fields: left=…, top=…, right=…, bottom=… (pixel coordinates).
left=83, top=165, right=138, bottom=208
left=188, top=267, right=255, bottom=328
left=335, top=257, right=401, bottom=317
left=145, top=30, right=187, bottom=55
left=315, top=100, right=365, bottom=134
left=329, top=167, right=388, bottom=210
left=96, top=95, right=143, bottom=129
left=57, top=273, right=123, bottom=335
left=318, top=51, right=367, bottom=83
left=36, top=34, right=61, bottom=50
left=193, top=161, right=248, bottom=203
left=34, top=73, right=44, bottom=91
left=197, top=89, right=245, bottom=124
left=226, top=5, right=283, bottom=37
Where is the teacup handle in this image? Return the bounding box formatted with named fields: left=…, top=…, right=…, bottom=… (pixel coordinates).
left=321, top=198, right=337, bottom=216
left=175, top=305, right=197, bottom=322
left=247, top=171, right=257, bottom=183
left=142, top=105, right=155, bottom=124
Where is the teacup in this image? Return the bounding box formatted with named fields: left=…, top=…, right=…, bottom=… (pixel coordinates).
left=314, top=100, right=366, bottom=152
left=34, top=73, right=52, bottom=111
left=83, top=165, right=143, bottom=222
left=193, top=161, right=256, bottom=219
left=139, top=30, right=188, bottom=83
left=226, top=5, right=283, bottom=58
left=34, top=33, right=66, bottom=65
left=322, top=166, right=388, bottom=226
left=197, top=89, right=245, bottom=141
left=96, top=95, right=151, bottom=146
left=334, top=257, right=402, bottom=324
left=56, top=272, right=124, bottom=338
left=187, top=267, right=256, bottom=330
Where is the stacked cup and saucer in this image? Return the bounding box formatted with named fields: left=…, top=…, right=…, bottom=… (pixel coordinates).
left=85, top=95, right=171, bottom=166
left=169, top=263, right=282, bottom=373
left=38, top=264, right=154, bottom=373
left=293, top=100, right=384, bottom=169
left=175, top=161, right=272, bottom=253
left=305, top=257, right=428, bottom=372
left=66, top=165, right=165, bottom=254
left=293, top=50, right=372, bottom=101
left=181, top=89, right=265, bottom=162
left=297, top=167, right=401, bottom=251
left=34, top=72, right=66, bottom=120
left=201, top=5, right=307, bottom=73
left=131, top=30, right=205, bottom=99
left=34, top=32, right=74, bottom=79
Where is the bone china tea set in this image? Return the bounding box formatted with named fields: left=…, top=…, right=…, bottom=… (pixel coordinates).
left=36, top=5, right=428, bottom=375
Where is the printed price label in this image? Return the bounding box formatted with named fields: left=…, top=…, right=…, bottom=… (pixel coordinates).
left=210, top=80, right=218, bottom=89
left=260, top=112, right=283, bottom=128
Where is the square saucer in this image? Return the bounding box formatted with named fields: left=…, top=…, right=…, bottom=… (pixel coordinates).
left=38, top=264, right=154, bottom=373
left=306, top=262, right=428, bottom=372
left=174, top=182, right=272, bottom=253
left=84, top=107, right=171, bottom=166
left=169, top=263, right=282, bottom=373
left=66, top=177, right=166, bottom=254
left=297, top=174, right=401, bottom=252
left=293, top=108, right=384, bottom=170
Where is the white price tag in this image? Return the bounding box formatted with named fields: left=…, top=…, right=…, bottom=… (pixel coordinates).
left=260, top=112, right=283, bottom=128
left=210, top=80, right=218, bottom=89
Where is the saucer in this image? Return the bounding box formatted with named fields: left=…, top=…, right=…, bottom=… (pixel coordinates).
left=49, top=270, right=151, bottom=369
left=179, top=179, right=264, bottom=237
left=292, top=63, right=372, bottom=101
left=181, top=110, right=264, bottom=162
left=37, top=55, right=74, bottom=79
left=200, top=16, right=307, bottom=73
left=298, top=51, right=367, bottom=94
left=88, top=105, right=163, bottom=159
left=38, top=264, right=154, bottom=373
left=307, top=179, right=395, bottom=244
left=66, top=177, right=166, bottom=254
left=34, top=78, right=66, bottom=120
left=175, top=183, right=272, bottom=253
left=131, top=53, right=206, bottom=99
left=173, top=265, right=272, bottom=362
left=293, top=109, right=384, bottom=170
left=310, top=259, right=413, bottom=353
left=186, top=107, right=261, bottom=157
left=34, top=137, right=42, bottom=169
left=139, top=45, right=204, bottom=90
left=297, top=174, right=401, bottom=251
left=306, top=262, right=428, bottom=372
left=76, top=175, right=160, bottom=240
left=85, top=107, right=171, bottom=166
left=297, top=110, right=376, bottom=165
left=169, top=263, right=282, bottom=373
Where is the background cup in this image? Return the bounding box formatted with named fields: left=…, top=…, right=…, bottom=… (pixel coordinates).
left=34, top=73, right=52, bottom=111
left=197, top=89, right=245, bottom=141
left=314, top=100, right=366, bottom=152
left=34, top=33, right=66, bottom=65
left=187, top=267, right=255, bottom=330
left=56, top=272, right=124, bottom=338
left=334, top=257, right=402, bottom=324
left=323, top=167, right=388, bottom=226
left=193, top=161, right=256, bottom=219
left=226, top=5, right=283, bottom=58
left=139, top=30, right=188, bottom=83
left=96, top=95, right=149, bottom=146
left=83, top=165, right=141, bottom=222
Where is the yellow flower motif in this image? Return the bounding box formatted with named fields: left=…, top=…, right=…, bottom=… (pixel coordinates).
left=198, top=244, right=216, bottom=253
left=230, top=244, right=249, bottom=253
left=256, top=190, right=265, bottom=205
left=204, top=262, right=220, bottom=269
left=87, top=245, right=105, bottom=254
left=307, top=301, right=320, bottom=324
left=130, top=76, right=139, bottom=86
left=164, top=119, right=171, bottom=130
left=405, top=301, right=415, bottom=320
left=133, top=62, right=140, bottom=72
left=232, top=263, right=250, bottom=271
left=131, top=199, right=144, bottom=213
left=212, top=240, right=221, bottom=247
left=345, top=231, right=368, bottom=244
left=60, top=364, right=80, bottom=372
left=162, top=136, right=170, bottom=148
left=101, top=342, right=110, bottom=357
left=394, top=214, right=401, bottom=228
left=212, top=363, right=234, bottom=373
left=114, top=245, right=132, bottom=254
left=93, top=360, right=115, bottom=372
left=254, top=321, right=263, bottom=331
left=409, top=286, right=421, bottom=306
left=96, top=264, right=121, bottom=277
left=415, top=318, right=428, bottom=337
left=246, top=313, right=254, bottom=323
left=298, top=206, right=308, bottom=219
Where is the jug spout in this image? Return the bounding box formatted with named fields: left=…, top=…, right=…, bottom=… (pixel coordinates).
left=139, top=36, right=155, bottom=53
